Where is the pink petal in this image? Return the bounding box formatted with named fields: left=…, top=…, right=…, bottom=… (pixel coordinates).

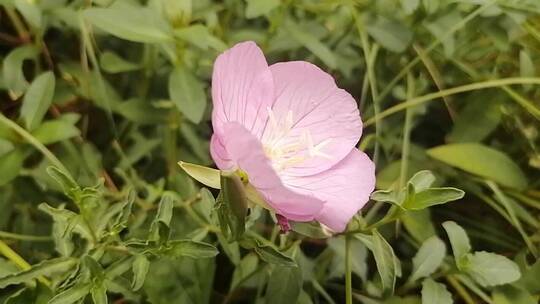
left=282, top=149, right=375, bottom=232
left=210, top=134, right=235, bottom=170
left=263, top=61, right=363, bottom=176
left=211, top=41, right=274, bottom=139
left=221, top=122, right=324, bottom=221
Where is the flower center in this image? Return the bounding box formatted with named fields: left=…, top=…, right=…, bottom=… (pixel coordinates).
left=261, top=107, right=331, bottom=172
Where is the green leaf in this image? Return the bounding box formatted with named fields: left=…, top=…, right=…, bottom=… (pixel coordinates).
left=159, top=240, right=218, bottom=259
left=84, top=4, right=173, bottom=43
left=421, top=279, right=452, bottom=304
left=174, top=25, right=226, bottom=51
left=410, top=236, right=446, bottom=282
left=149, top=193, right=174, bottom=242
left=516, top=259, right=540, bottom=294
left=402, top=210, right=436, bottom=243
left=403, top=187, right=464, bottom=210
left=492, top=285, right=536, bottom=304
left=427, top=143, right=527, bottom=190
left=408, top=170, right=436, bottom=191
left=285, top=19, right=337, bottom=69
left=20, top=71, right=56, bottom=131
left=448, top=92, right=503, bottom=143
left=168, top=66, right=207, bottom=123
left=91, top=283, right=108, bottom=304
left=99, top=51, right=140, bottom=74
left=177, top=161, right=220, bottom=189
left=253, top=243, right=296, bottom=267
left=2, top=45, right=39, bottom=98
left=46, top=166, right=79, bottom=199
left=48, top=281, right=91, bottom=304
left=366, top=17, right=413, bottom=53
left=231, top=253, right=259, bottom=289
left=265, top=265, right=302, bottom=304
left=370, top=189, right=401, bottom=206
left=0, top=149, right=24, bottom=186
left=290, top=221, right=332, bottom=239
left=218, top=172, right=248, bottom=240
left=131, top=255, right=150, bottom=291
left=401, top=0, right=420, bottom=14
left=245, top=0, right=280, bottom=19
left=371, top=230, right=397, bottom=294
left=466, top=251, right=521, bottom=287
left=0, top=257, right=77, bottom=288
left=31, top=119, right=80, bottom=144
left=442, top=221, right=471, bottom=269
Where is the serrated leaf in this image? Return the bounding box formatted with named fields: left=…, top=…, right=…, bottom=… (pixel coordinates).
left=168, top=66, right=207, bottom=123
left=20, top=71, right=56, bottom=131
left=466, top=251, right=521, bottom=287
left=178, top=161, right=220, bottom=189
left=46, top=166, right=79, bottom=198
left=427, top=143, right=527, bottom=190
left=131, top=255, right=149, bottom=291
left=442, top=221, right=471, bottom=269
left=265, top=265, right=302, bottom=304
left=421, top=279, right=452, bottom=304
left=0, top=258, right=77, bottom=288
left=159, top=240, right=218, bottom=259
left=48, top=281, right=91, bottom=304
left=410, top=236, right=446, bottom=282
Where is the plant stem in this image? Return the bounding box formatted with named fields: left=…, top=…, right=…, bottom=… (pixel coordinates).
left=0, top=231, right=52, bottom=242
left=0, top=113, right=71, bottom=178
left=364, top=77, right=540, bottom=127
left=345, top=235, right=352, bottom=304
left=0, top=240, right=50, bottom=286
left=446, top=275, right=476, bottom=304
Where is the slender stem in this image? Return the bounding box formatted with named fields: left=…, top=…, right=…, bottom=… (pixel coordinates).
left=501, top=86, right=540, bottom=120
left=446, top=275, right=476, bottom=304
left=345, top=236, right=352, bottom=304
left=0, top=240, right=50, bottom=286
left=0, top=113, right=71, bottom=177
left=4, top=7, right=30, bottom=42
left=364, top=77, right=540, bottom=127
left=0, top=231, right=52, bottom=242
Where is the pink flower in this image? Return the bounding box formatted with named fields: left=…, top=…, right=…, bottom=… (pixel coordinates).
left=210, top=41, right=375, bottom=232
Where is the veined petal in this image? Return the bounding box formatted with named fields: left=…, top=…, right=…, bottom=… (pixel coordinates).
left=211, top=41, right=274, bottom=138
left=221, top=122, right=324, bottom=221
left=282, top=149, right=375, bottom=232
left=210, top=134, right=235, bottom=170
left=263, top=61, right=362, bottom=176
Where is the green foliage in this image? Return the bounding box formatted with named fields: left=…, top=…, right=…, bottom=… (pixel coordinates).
left=1, top=0, right=540, bottom=303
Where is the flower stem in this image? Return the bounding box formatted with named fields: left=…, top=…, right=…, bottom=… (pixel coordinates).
left=345, top=235, right=353, bottom=304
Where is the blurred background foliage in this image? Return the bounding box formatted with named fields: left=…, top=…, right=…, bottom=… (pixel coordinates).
left=0, top=0, right=540, bottom=303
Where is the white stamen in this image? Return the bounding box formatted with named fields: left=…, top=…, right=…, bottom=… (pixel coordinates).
left=262, top=108, right=332, bottom=171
